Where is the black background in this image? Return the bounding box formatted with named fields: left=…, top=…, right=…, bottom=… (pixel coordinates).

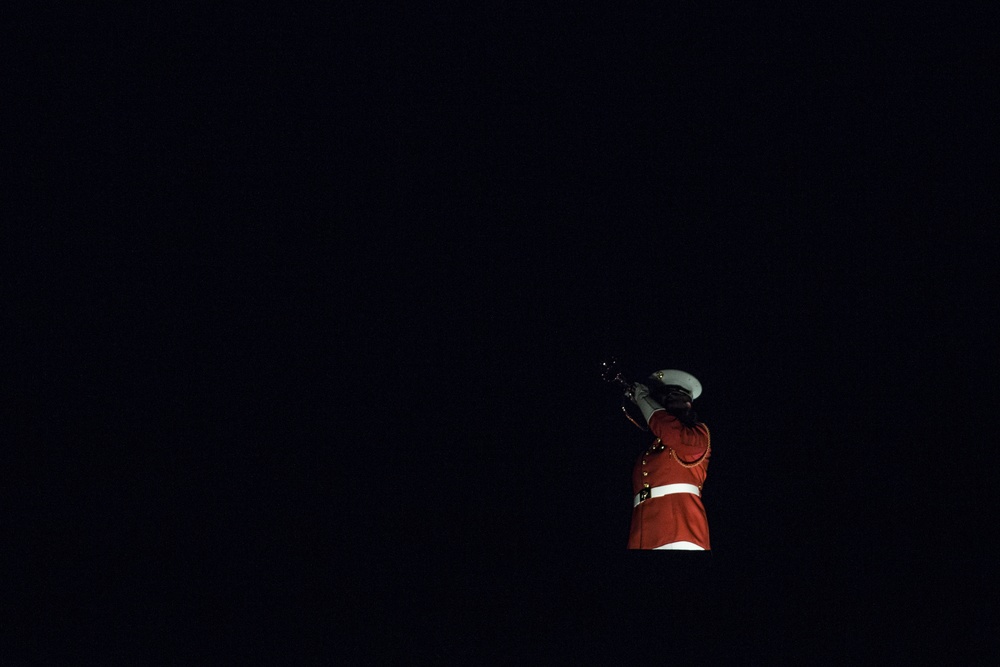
left=13, top=4, right=999, bottom=663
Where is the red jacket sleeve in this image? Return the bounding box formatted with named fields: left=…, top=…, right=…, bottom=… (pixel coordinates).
left=648, top=411, right=710, bottom=461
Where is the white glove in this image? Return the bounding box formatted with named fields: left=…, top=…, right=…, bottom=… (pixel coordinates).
left=629, top=382, right=665, bottom=423
left=627, top=382, right=650, bottom=405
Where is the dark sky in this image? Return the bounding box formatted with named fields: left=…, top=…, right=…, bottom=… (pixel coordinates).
left=17, top=5, right=998, bottom=664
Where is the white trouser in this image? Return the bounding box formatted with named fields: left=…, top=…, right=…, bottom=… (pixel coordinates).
left=653, top=541, right=705, bottom=550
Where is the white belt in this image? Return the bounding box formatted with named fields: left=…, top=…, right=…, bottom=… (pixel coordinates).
left=633, top=483, right=701, bottom=507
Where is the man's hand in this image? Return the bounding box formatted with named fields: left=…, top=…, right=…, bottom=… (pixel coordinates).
left=628, top=382, right=666, bottom=423
left=627, top=382, right=650, bottom=405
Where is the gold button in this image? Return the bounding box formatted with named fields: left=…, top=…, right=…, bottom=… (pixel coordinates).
left=642, top=471, right=648, bottom=476
left=644, top=483, right=650, bottom=488
left=642, top=460, right=647, bottom=465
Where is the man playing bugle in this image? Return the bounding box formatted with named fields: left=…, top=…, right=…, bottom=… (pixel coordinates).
left=623, top=369, right=712, bottom=550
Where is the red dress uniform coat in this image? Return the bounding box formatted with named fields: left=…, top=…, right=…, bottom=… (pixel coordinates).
left=628, top=410, right=711, bottom=550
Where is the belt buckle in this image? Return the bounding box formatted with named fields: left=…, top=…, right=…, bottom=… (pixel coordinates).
left=638, top=487, right=651, bottom=503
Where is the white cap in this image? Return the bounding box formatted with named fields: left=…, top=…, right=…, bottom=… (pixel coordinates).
left=648, top=369, right=702, bottom=400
